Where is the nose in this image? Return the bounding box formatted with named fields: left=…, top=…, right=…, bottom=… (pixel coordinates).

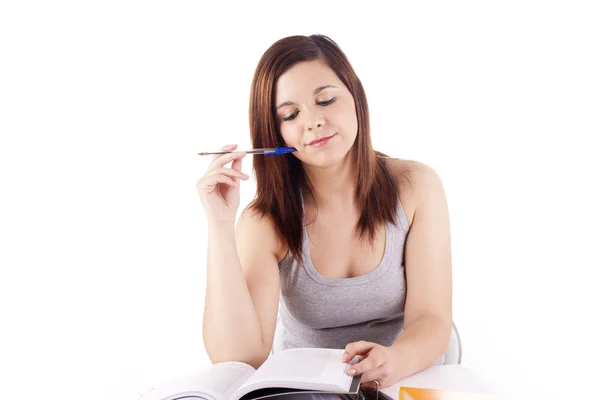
left=306, top=114, right=325, bottom=131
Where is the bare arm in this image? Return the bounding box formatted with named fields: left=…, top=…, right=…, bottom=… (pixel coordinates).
left=327, top=160, right=453, bottom=388
left=391, top=161, right=453, bottom=374
left=202, top=209, right=282, bottom=369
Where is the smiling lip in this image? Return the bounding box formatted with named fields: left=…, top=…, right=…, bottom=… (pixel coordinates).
left=308, top=134, right=335, bottom=146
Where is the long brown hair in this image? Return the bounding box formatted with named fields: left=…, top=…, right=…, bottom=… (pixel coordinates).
left=247, top=34, right=399, bottom=265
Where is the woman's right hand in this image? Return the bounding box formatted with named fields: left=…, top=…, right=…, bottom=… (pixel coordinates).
left=196, top=144, right=249, bottom=225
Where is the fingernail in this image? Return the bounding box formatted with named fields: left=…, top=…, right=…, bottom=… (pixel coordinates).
left=349, top=368, right=356, bottom=375
left=341, top=352, right=348, bottom=362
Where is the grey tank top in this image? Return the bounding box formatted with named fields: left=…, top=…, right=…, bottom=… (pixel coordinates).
left=277, top=199, right=411, bottom=351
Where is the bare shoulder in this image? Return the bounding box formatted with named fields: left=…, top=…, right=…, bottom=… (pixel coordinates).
left=236, top=206, right=288, bottom=262
left=383, top=158, right=446, bottom=226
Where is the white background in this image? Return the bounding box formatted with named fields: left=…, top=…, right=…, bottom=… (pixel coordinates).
left=1, top=1, right=599, bottom=399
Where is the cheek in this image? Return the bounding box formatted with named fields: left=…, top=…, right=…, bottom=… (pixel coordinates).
left=280, top=124, right=303, bottom=144
left=333, top=102, right=358, bottom=133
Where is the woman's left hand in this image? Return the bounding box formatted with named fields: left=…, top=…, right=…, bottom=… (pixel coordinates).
left=341, top=340, right=403, bottom=390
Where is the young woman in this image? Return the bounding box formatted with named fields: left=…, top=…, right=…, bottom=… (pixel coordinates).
left=197, top=34, right=452, bottom=390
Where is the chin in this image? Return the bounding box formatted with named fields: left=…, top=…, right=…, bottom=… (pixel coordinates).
left=298, top=148, right=352, bottom=169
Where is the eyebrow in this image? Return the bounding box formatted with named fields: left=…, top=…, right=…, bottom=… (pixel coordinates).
left=276, top=85, right=337, bottom=110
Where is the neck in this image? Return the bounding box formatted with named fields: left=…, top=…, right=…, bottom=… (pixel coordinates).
left=302, top=155, right=356, bottom=210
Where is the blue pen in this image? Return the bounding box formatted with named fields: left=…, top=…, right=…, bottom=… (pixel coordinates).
left=198, top=147, right=296, bottom=156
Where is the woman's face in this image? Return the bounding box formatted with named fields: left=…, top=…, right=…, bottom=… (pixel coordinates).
left=275, top=59, right=358, bottom=168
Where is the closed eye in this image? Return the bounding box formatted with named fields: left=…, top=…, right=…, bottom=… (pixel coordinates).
left=281, top=97, right=337, bottom=121
left=316, top=97, right=336, bottom=106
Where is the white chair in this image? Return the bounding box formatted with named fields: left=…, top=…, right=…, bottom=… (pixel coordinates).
left=271, top=317, right=462, bottom=365
left=443, top=321, right=462, bottom=364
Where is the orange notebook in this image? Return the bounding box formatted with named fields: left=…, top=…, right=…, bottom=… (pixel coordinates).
left=399, top=387, right=512, bottom=400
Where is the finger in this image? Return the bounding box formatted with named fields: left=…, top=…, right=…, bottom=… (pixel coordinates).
left=210, top=151, right=247, bottom=169
left=211, top=144, right=237, bottom=162
left=201, top=174, right=237, bottom=193
left=207, top=167, right=249, bottom=181
left=347, top=353, right=382, bottom=378
left=211, top=174, right=238, bottom=189
left=358, top=365, right=385, bottom=385
left=231, top=152, right=244, bottom=174
left=341, top=341, right=377, bottom=362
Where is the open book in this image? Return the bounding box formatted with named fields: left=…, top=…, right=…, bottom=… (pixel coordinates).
left=148, top=348, right=364, bottom=400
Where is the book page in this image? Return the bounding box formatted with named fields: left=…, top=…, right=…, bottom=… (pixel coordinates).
left=147, top=362, right=255, bottom=400
left=194, top=362, right=256, bottom=400
left=233, top=348, right=361, bottom=399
